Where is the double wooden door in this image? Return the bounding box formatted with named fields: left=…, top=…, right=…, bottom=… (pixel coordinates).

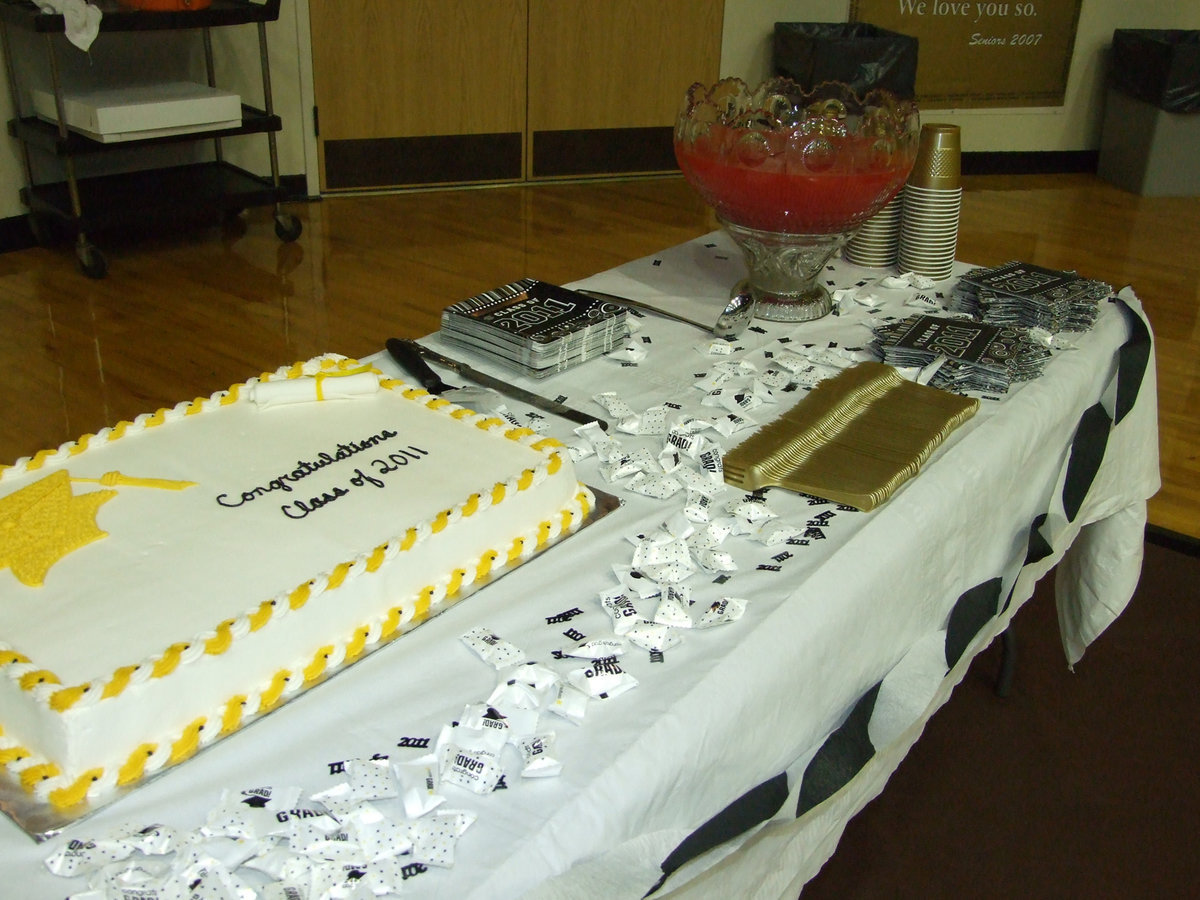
left=308, top=1, right=723, bottom=191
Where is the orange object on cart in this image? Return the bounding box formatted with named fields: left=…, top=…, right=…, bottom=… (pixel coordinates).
left=121, top=0, right=213, bottom=11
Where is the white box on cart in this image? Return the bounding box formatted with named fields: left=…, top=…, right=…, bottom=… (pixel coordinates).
left=32, top=81, right=242, bottom=143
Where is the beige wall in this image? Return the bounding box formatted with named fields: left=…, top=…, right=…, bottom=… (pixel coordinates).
left=2, top=0, right=1199, bottom=222
left=720, top=0, right=1200, bottom=151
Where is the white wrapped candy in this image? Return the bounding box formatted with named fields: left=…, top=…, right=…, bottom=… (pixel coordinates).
left=460, top=626, right=526, bottom=669
left=653, top=591, right=692, bottom=628
left=726, top=496, right=778, bottom=531
left=752, top=521, right=803, bottom=546
left=392, top=753, right=445, bottom=819
left=487, top=666, right=558, bottom=711
left=410, top=810, right=477, bottom=868
left=564, top=638, right=627, bottom=659
left=203, top=786, right=306, bottom=840
left=688, top=520, right=734, bottom=549
left=692, top=546, right=737, bottom=574
left=628, top=471, right=684, bottom=499
left=437, top=739, right=503, bottom=796
left=605, top=341, right=647, bottom=364
left=683, top=489, right=716, bottom=523
left=592, top=391, right=637, bottom=419
left=46, top=835, right=140, bottom=879
left=548, top=682, right=590, bottom=724
left=758, top=367, right=793, bottom=390
left=697, top=597, right=747, bottom=628
left=568, top=657, right=638, bottom=699
left=709, top=412, right=755, bottom=437
left=634, top=405, right=669, bottom=435
left=626, top=622, right=682, bottom=653
left=341, top=802, right=413, bottom=861
left=699, top=338, right=733, bottom=355
left=599, top=586, right=644, bottom=635
left=575, top=419, right=625, bottom=463
left=457, top=703, right=515, bottom=750
left=339, top=756, right=398, bottom=802
left=517, top=733, right=562, bottom=778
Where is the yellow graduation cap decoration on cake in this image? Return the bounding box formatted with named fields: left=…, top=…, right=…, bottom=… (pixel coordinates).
left=0, top=469, right=196, bottom=588
left=0, top=470, right=115, bottom=588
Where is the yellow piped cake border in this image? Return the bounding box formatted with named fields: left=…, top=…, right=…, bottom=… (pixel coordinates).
left=0, top=355, right=593, bottom=809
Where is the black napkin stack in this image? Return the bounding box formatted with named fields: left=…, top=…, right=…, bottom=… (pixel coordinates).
left=873, top=314, right=1052, bottom=394
left=951, top=261, right=1111, bottom=333
left=440, top=278, right=628, bottom=378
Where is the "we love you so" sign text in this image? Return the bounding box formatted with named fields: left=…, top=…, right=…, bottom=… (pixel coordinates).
left=850, top=0, right=1083, bottom=107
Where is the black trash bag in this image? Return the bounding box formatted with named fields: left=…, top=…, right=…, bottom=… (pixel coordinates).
left=1110, top=29, right=1200, bottom=113
left=773, top=22, right=918, bottom=100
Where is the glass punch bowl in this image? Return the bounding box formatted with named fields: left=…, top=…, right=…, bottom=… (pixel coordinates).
left=675, top=78, right=920, bottom=322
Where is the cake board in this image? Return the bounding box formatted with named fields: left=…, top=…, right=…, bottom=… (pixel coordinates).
left=0, top=485, right=621, bottom=841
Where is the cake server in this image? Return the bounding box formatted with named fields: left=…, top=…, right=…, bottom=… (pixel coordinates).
left=386, top=338, right=608, bottom=431
left=576, top=285, right=756, bottom=340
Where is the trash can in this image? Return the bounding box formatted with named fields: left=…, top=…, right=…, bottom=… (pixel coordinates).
left=1098, top=30, right=1200, bottom=196
left=773, top=22, right=918, bottom=99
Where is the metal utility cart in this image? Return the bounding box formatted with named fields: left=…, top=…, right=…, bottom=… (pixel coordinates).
left=0, top=0, right=301, bottom=278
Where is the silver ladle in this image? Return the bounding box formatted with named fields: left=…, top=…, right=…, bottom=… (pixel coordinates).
left=578, top=284, right=757, bottom=340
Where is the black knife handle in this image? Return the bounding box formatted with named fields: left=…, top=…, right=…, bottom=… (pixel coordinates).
left=386, top=338, right=452, bottom=394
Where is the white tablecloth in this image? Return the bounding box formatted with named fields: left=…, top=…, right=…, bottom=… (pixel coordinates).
left=0, top=233, right=1160, bottom=899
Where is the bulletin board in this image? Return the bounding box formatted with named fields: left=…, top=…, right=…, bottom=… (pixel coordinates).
left=849, top=0, right=1083, bottom=107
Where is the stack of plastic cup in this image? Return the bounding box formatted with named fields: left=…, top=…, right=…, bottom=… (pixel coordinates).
left=844, top=188, right=904, bottom=268
left=898, top=124, right=962, bottom=280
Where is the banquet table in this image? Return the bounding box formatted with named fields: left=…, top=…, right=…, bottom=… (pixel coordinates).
left=0, top=232, right=1160, bottom=899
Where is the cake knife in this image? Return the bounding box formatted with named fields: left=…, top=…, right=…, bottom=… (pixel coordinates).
left=385, top=338, right=608, bottom=431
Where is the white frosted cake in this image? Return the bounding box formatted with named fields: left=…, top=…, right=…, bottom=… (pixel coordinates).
left=0, top=356, right=592, bottom=810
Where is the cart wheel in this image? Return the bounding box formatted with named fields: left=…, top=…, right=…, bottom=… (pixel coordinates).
left=76, top=241, right=108, bottom=279
left=274, top=213, right=302, bottom=243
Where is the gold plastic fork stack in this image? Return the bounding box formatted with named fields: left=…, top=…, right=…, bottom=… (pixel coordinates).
left=724, top=362, right=979, bottom=511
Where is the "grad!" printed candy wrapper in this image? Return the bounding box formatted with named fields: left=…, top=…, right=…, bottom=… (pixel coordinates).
left=599, top=586, right=645, bottom=635
left=696, top=597, right=748, bottom=628
left=202, top=787, right=315, bottom=841
left=517, top=733, right=562, bottom=778
left=567, top=656, right=639, bottom=700
left=436, top=720, right=505, bottom=795
left=44, top=825, right=180, bottom=878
